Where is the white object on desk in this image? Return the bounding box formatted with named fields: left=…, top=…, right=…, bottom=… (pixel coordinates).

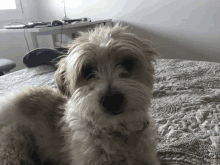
left=0, top=19, right=112, bottom=50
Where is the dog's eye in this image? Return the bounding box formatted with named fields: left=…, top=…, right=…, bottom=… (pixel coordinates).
left=120, top=58, right=136, bottom=73
left=82, top=65, right=95, bottom=80
left=119, top=57, right=136, bottom=78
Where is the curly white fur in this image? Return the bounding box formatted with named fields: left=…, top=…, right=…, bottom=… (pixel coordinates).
left=56, top=23, right=160, bottom=165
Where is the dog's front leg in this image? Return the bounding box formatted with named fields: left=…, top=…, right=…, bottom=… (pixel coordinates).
left=0, top=123, right=40, bottom=165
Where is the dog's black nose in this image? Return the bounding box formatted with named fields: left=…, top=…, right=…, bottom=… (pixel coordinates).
left=100, top=90, right=126, bottom=115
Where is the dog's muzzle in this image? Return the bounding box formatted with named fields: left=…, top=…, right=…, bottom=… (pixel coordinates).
left=100, top=89, right=126, bottom=115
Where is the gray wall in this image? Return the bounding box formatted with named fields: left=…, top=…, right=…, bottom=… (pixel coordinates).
left=37, top=0, right=220, bottom=63
left=0, top=0, right=220, bottom=72
left=0, top=0, right=39, bottom=72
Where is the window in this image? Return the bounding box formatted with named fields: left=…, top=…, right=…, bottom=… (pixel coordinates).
left=0, top=0, right=24, bottom=21
left=0, top=0, right=17, bottom=10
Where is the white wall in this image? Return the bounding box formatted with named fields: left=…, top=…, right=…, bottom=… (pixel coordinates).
left=0, top=0, right=39, bottom=72
left=1, top=0, right=220, bottom=73
left=37, top=0, right=220, bottom=63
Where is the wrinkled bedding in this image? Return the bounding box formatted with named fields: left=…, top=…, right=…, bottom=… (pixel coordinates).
left=153, top=59, right=220, bottom=165
left=0, top=59, right=220, bottom=165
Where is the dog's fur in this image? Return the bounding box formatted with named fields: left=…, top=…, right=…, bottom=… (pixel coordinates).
left=0, top=23, right=160, bottom=165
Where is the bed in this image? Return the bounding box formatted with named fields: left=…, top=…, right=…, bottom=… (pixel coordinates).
left=0, top=59, right=219, bottom=164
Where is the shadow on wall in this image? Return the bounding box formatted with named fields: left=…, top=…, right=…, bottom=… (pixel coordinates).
left=114, top=21, right=220, bottom=63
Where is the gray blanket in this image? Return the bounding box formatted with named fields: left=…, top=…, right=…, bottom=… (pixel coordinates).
left=0, top=59, right=220, bottom=164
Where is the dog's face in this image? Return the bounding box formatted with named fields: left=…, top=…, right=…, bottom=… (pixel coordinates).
left=55, top=23, right=159, bottom=135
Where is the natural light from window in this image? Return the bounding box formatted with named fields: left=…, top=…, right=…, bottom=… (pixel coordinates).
left=0, top=0, right=16, bottom=10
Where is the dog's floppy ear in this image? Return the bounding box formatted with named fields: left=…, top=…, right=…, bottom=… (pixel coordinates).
left=111, top=23, right=160, bottom=72
left=141, top=38, right=160, bottom=63
left=55, top=57, right=71, bottom=97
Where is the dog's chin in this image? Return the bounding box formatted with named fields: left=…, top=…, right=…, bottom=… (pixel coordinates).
left=94, top=109, right=149, bottom=136
left=66, top=95, right=149, bottom=135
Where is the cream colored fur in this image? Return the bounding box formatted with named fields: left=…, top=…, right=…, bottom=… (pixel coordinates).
left=0, top=23, right=160, bottom=165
